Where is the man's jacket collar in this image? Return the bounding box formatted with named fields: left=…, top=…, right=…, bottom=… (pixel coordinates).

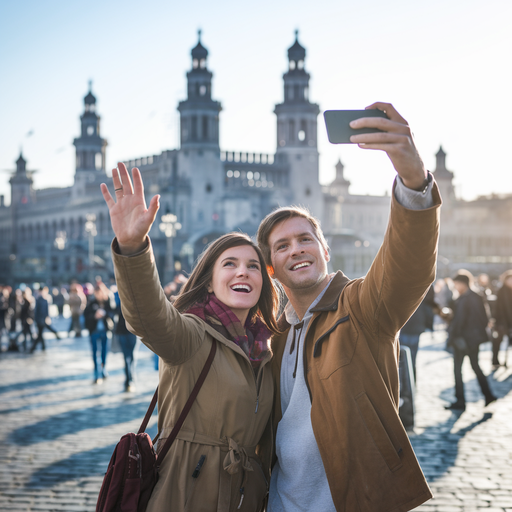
left=277, top=270, right=351, bottom=331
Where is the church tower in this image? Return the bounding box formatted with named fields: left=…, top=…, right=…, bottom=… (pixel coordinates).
left=9, top=151, right=35, bottom=256
left=178, top=31, right=222, bottom=152
left=9, top=152, right=35, bottom=207
left=329, top=159, right=351, bottom=197
left=274, top=32, right=322, bottom=218
left=176, top=32, right=224, bottom=234
left=73, top=82, right=108, bottom=194
left=433, top=146, right=455, bottom=204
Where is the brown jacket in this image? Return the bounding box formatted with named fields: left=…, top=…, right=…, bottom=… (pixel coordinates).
left=112, top=241, right=274, bottom=512
left=263, top=183, right=441, bottom=512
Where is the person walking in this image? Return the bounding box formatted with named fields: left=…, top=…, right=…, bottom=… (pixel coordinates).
left=113, top=291, right=138, bottom=392
left=101, top=163, right=281, bottom=512
left=31, top=287, right=60, bottom=352
left=14, top=288, right=36, bottom=351
left=67, top=283, right=86, bottom=337
left=445, top=273, right=497, bottom=410
left=494, top=270, right=512, bottom=368
left=399, top=286, right=436, bottom=381
left=84, top=283, right=114, bottom=383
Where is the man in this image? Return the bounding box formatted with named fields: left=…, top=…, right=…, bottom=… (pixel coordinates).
left=494, top=270, right=512, bottom=368
left=399, top=285, right=435, bottom=381
left=31, top=286, right=60, bottom=352
left=257, top=103, right=440, bottom=511
left=445, top=273, right=497, bottom=410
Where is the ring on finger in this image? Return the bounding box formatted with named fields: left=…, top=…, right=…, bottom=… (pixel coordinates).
left=115, top=187, right=123, bottom=192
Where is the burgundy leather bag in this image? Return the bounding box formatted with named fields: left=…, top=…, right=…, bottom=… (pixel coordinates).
left=96, top=340, right=217, bottom=512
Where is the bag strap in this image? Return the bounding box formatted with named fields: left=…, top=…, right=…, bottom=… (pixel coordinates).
left=137, top=339, right=218, bottom=467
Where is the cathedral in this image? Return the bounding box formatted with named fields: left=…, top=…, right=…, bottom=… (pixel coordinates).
left=0, top=33, right=323, bottom=285
left=1, top=33, right=511, bottom=287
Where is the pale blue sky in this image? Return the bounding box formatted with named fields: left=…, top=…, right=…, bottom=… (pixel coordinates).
left=1, top=0, right=511, bottom=205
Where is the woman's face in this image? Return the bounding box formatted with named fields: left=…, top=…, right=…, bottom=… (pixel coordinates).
left=208, top=244, right=263, bottom=324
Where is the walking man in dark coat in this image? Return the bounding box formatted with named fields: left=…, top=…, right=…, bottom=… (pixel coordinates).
left=445, top=273, right=497, bottom=410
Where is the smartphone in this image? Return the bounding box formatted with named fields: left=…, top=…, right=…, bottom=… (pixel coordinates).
left=324, top=109, right=388, bottom=144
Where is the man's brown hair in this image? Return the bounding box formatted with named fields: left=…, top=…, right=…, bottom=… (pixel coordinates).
left=256, top=205, right=329, bottom=269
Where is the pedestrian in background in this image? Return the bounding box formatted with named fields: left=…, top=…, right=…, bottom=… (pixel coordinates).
left=84, top=283, right=114, bottom=383
left=52, top=287, right=67, bottom=318
left=399, top=285, right=436, bottom=381
left=494, top=270, right=512, bottom=368
left=8, top=288, right=21, bottom=349
left=114, top=291, right=138, bottom=392
left=445, top=273, right=497, bottom=411
left=67, top=283, right=86, bottom=337
left=15, top=288, right=36, bottom=351
left=31, top=287, right=61, bottom=352
left=0, top=286, right=10, bottom=350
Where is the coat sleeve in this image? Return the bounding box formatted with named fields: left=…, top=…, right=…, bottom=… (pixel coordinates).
left=111, top=237, right=205, bottom=365
left=356, top=178, right=442, bottom=338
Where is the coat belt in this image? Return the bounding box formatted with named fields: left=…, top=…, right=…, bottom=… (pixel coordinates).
left=159, top=428, right=257, bottom=511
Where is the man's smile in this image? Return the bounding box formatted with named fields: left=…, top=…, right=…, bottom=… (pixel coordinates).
left=290, top=261, right=312, bottom=271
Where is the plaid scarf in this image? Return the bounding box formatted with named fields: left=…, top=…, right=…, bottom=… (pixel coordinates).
left=186, top=293, right=271, bottom=369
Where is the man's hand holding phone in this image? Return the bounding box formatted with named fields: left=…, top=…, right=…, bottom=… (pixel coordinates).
left=324, top=102, right=427, bottom=191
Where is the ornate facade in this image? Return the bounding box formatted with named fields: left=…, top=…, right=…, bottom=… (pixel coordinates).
left=1, top=34, right=510, bottom=286
left=0, top=33, right=323, bottom=285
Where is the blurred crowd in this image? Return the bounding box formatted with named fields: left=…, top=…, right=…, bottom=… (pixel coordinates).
left=398, top=269, right=512, bottom=413
left=1, top=269, right=510, bottom=405
left=0, top=272, right=189, bottom=391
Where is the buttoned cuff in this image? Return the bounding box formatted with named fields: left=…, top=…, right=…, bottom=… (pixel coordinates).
left=394, top=171, right=434, bottom=210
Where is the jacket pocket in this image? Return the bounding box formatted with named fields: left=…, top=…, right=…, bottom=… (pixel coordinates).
left=230, top=457, right=268, bottom=512
left=355, top=393, right=402, bottom=472
left=315, top=317, right=358, bottom=379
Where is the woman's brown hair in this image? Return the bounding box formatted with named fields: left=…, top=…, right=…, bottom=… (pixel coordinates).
left=173, top=233, right=281, bottom=334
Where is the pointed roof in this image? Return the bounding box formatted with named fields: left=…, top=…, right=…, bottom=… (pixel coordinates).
left=333, top=158, right=350, bottom=185
left=288, top=30, right=306, bottom=62
left=434, top=145, right=454, bottom=179
left=84, top=80, right=96, bottom=105
left=15, top=150, right=27, bottom=174
left=192, top=29, right=208, bottom=60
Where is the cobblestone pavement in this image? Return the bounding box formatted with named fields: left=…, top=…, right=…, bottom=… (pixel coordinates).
left=0, top=319, right=511, bottom=511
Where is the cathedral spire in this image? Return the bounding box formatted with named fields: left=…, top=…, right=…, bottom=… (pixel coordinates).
left=73, top=83, right=107, bottom=180
left=178, top=31, right=222, bottom=150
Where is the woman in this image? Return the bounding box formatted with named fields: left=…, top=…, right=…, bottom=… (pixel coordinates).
left=83, top=283, right=114, bottom=383
left=101, top=163, right=280, bottom=512
left=67, top=283, right=86, bottom=338
left=113, top=290, right=139, bottom=392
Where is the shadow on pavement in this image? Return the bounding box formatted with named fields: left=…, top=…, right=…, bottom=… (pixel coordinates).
left=12, top=393, right=155, bottom=446
left=0, top=372, right=93, bottom=395
left=410, top=411, right=493, bottom=482
left=26, top=422, right=159, bottom=488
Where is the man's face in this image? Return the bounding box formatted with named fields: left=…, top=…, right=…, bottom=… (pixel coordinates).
left=268, top=216, right=329, bottom=292
left=453, top=281, right=468, bottom=296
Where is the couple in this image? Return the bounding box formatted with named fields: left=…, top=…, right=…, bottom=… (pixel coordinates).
left=101, top=103, right=441, bottom=512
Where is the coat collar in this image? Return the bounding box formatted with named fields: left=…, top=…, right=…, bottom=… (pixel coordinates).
left=275, top=270, right=352, bottom=331
left=310, top=271, right=351, bottom=312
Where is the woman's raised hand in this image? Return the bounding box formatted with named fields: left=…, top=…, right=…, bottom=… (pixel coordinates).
left=100, top=163, right=160, bottom=255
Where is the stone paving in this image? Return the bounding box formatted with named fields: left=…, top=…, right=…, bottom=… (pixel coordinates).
left=0, top=319, right=511, bottom=511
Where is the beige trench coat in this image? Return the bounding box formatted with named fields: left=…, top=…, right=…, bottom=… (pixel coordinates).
left=112, top=241, right=273, bottom=512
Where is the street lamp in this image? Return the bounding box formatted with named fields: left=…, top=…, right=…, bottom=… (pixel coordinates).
left=85, top=214, right=97, bottom=283
left=54, top=231, right=67, bottom=251
left=159, top=213, right=182, bottom=283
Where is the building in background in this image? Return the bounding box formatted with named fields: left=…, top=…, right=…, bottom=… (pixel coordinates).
left=1, top=33, right=511, bottom=286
